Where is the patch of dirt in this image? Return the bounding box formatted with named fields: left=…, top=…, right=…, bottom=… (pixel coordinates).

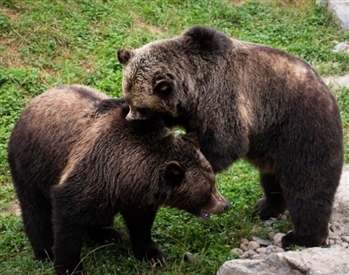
left=132, top=18, right=166, bottom=36
left=0, top=39, right=25, bottom=68
left=1, top=199, right=21, bottom=216
left=1, top=7, right=20, bottom=20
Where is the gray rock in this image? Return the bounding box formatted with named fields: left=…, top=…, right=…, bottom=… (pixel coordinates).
left=333, top=41, right=349, bottom=53
left=273, top=233, right=286, bottom=248
left=230, top=248, right=244, bottom=257
left=328, top=1, right=349, bottom=30
left=183, top=252, right=196, bottom=262
left=248, top=241, right=260, bottom=251
left=322, top=74, right=349, bottom=90
left=331, top=165, right=349, bottom=235
left=217, top=247, right=349, bottom=275
left=251, top=236, right=271, bottom=246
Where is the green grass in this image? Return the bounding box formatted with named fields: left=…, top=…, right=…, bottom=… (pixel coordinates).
left=0, top=0, right=348, bottom=274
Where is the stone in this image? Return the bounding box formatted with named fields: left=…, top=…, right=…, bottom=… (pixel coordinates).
left=240, top=238, right=249, bottom=245
left=240, top=244, right=248, bottom=252
left=183, top=252, right=196, bottom=262
left=333, top=42, right=349, bottom=53
left=230, top=248, right=244, bottom=257
left=217, top=247, right=349, bottom=275
left=256, top=247, right=267, bottom=254
left=322, top=74, right=349, bottom=90
left=251, top=236, right=271, bottom=246
left=247, top=241, right=260, bottom=251
left=331, top=165, right=349, bottom=235
left=240, top=250, right=256, bottom=259
left=341, top=236, right=349, bottom=243
left=327, top=1, right=349, bottom=30
left=273, top=233, right=285, bottom=248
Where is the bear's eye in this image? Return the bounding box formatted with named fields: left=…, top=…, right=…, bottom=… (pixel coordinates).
left=136, top=107, right=150, bottom=116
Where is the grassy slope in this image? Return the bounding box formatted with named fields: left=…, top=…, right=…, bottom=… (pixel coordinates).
left=0, top=0, right=348, bottom=274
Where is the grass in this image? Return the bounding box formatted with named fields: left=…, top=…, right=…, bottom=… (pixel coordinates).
left=0, top=0, right=348, bottom=274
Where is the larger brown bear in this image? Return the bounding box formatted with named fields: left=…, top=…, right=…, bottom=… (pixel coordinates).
left=7, top=85, right=229, bottom=275
left=117, top=26, right=344, bottom=248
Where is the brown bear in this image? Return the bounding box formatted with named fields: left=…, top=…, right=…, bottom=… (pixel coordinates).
left=117, top=26, right=344, bottom=248
left=7, top=85, right=230, bottom=275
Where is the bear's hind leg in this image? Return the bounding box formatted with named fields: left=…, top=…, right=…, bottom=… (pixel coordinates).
left=282, top=189, right=333, bottom=248
left=253, top=173, right=286, bottom=220
left=18, top=189, right=54, bottom=261
left=122, top=206, right=165, bottom=266
left=52, top=211, right=85, bottom=275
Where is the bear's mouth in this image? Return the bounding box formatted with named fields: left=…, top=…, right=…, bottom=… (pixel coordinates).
left=199, top=209, right=211, bottom=220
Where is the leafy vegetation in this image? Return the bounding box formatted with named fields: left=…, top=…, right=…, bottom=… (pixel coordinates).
left=0, top=0, right=348, bottom=274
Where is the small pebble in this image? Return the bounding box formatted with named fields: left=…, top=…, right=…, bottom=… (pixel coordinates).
left=241, top=238, right=249, bottom=245
left=183, top=252, right=196, bottom=262
left=281, top=215, right=287, bottom=220
left=273, top=233, right=286, bottom=247
left=252, top=236, right=271, bottom=246
left=230, top=248, right=244, bottom=256
left=256, top=247, right=267, bottom=254
left=341, top=242, right=349, bottom=248
left=341, top=236, right=349, bottom=243
left=252, top=254, right=264, bottom=260
left=248, top=241, right=260, bottom=251
left=329, top=222, right=343, bottom=235
left=240, top=244, right=248, bottom=251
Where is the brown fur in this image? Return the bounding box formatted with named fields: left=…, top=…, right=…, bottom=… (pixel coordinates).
left=7, top=84, right=229, bottom=275
left=117, top=26, right=344, bottom=248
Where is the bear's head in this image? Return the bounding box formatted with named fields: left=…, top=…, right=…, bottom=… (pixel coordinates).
left=117, top=26, right=232, bottom=122
left=151, top=131, right=230, bottom=219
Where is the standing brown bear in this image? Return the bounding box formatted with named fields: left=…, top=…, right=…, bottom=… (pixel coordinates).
left=117, top=26, right=344, bottom=248
left=7, top=85, right=230, bottom=275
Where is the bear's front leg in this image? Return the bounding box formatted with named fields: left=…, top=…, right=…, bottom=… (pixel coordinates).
left=122, top=205, right=165, bottom=266
left=253, top=173, right=286, bottom=219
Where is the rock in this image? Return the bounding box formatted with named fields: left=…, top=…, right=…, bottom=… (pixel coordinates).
left=327, top=1, right=349, bottom=30
left=331, top=165, right=349, bottom=235
left=241, top=238, right=249, bottom=245
left=341, top=236, right=349, bottom=243
left=273, top=233, right=285, bottom=247
left=240, top=244, right=248, bottom=252
left=240, top=250, right=256, bottom=259
left=230, top=248, right=244, bottom=257
left=322, top=74, right=349, bottom=90
left=247, top=241, right=260, bottom=251
left=333, top=41, right=349, bottom=53
left=329, top=222, right=344, bottom=235
left=251, top=236, right=271, bottom=247
left=217, top=247, right=349, bottom=275
left=256, top=247, right=267, bottom=254
left=183, top=252, right=196, bottom=262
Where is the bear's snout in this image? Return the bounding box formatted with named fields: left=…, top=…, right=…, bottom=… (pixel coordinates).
left=203, top=188, right=230, bottom=218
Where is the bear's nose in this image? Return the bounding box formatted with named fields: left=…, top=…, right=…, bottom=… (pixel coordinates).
left=224, top=200, right=231, bottom=212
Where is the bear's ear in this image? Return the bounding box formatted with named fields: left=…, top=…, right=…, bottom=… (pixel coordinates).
left=117, top=49, right=133, bottom=66
left=163, top=161, right=185, bottom=193
left=153, top=79, right=173, bottom=95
